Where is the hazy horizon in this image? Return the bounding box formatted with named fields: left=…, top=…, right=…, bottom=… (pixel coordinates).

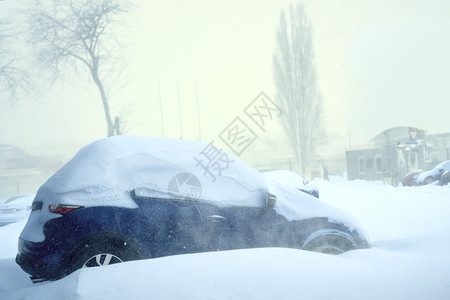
left=1, top=0, right=449, bottom=162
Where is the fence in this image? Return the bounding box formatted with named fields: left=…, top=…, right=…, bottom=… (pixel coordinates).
left=0, top=181, right=43, bottom=200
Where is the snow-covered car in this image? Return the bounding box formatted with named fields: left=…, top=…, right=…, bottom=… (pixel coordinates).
left=439, top=170, right=450, bottom=186
left=263, top=170, right=319, bottom=198
left=402, top=160, right=450, bottom=186
left=401, top=170, right=423, bottom=186
left=0, top=194, right=34, bottom=225
left=16, top=136, right=370, bottom=282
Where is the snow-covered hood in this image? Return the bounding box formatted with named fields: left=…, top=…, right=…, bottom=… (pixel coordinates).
left=263, top=170, right=318, bottom=194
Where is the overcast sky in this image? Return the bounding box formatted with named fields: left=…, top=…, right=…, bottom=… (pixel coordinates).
left=1, top=0, right=449, bottom=159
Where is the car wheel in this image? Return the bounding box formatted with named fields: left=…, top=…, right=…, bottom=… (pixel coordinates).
left=62, top=237, right=145, bottom=278
left=72, top=243, right=131, bottom=270
left=302, top=233, right=357, bottom=255
left=81, top=252, right=124, bottom=268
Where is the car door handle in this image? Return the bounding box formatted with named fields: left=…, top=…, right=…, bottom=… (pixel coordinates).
left=207, top=215, right=226, bottom=223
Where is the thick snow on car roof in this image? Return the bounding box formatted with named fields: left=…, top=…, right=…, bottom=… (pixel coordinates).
left=35, top=135, right=268, bottom=209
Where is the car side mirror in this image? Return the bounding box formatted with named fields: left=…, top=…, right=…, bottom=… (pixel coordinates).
left=266, top=193, right=277, bottom=208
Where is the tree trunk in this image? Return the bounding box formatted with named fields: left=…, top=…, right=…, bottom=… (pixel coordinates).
left=90, top=64, right=114, bottom=136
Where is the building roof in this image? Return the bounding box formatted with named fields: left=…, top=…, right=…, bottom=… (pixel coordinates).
left=371, top=126, right=426, bottom=147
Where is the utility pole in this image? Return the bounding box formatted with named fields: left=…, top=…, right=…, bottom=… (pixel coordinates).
left=158, top=81, right=165, bottom=137
left=177, top=79, right=183, bottom=139
left=195, top=79, right=202, bottom=141
left=348, top=132, right=352, bottom=150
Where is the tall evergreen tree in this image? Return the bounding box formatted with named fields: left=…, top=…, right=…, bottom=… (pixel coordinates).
left=273, top=2, right=324, bottom=174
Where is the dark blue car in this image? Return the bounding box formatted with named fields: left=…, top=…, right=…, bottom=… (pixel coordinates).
left=16, top=136, right=370, bottom=282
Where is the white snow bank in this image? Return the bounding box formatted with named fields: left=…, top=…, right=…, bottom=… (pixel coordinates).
left=0, top=220, right=27, bottom=259
left=1, top=244, right=449, bottom=299
left=312, top=177, right=450, bottom=241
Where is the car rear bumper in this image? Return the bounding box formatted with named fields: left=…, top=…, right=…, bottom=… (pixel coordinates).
left=16, top=238, right=64, bottom=281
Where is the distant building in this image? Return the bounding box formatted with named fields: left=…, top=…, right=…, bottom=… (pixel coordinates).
left=346, top=126, right=435, bottom=185
left=427, top=132, right=450, bottom=163
left=346, top=147, right=394, bottom=182
left=371, top=126, right=426, bottom=147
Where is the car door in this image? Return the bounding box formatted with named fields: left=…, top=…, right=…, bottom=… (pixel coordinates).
left=122, top=195, right=205, bottom=257
left=200, top=204, right=293, bottom=251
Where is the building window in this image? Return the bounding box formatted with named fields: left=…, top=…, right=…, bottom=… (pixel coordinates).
left=359, top=158, right=365, bottom=174
left=375, top=155, right=382, bottom=173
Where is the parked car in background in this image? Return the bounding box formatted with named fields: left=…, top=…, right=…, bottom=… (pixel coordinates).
left=401, top=170, right=424, bottom=186
left=402, top=160, right=450, bottom=186
left=439, top=171, right=450, bottom=186
left=0, top=194, right=34, bottom=226
left=263, top=170, right=319, bottom=198
left=16, top=136, right=370, bottom=283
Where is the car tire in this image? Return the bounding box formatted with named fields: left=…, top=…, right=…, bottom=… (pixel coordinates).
left=62, top=236, right=145, bottom=278
left=302, top=233, right=357, bottom=255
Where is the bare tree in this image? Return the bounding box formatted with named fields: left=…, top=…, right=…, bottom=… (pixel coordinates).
left=273, top=3, right=324, bottom=175
left=0, top=19, right=31, bottom=102
left=28, top=0, right=131, bottom=136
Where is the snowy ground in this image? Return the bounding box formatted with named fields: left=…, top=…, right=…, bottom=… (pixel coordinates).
left=1, top=177, right=449, bottom=299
